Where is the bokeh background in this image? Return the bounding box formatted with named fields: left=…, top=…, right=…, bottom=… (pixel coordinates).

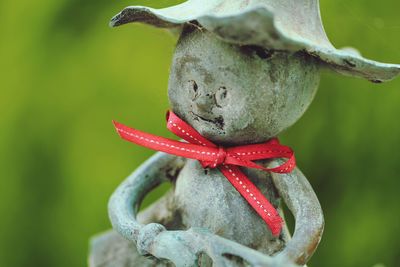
left=1, top=0, right=399, bottom=266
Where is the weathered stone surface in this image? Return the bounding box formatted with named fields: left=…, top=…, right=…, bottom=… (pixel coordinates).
left=110, top=0, right=400, bottom=82
left=92, top=0, right=398, bottom=265
left=89, top=227, right=300, bottom=267
left=94, top=26, right=323, bottom=267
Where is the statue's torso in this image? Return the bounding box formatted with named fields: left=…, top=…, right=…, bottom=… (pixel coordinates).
left=173, top=159, right=288, bottom=255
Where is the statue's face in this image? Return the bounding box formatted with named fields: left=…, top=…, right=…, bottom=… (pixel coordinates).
left=168, top=28, right=320, bottom=146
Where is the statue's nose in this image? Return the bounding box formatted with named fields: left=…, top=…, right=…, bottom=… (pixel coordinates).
left=194, top=93, right=214, bottom=111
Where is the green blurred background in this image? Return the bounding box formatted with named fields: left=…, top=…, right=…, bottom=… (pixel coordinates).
left=1, top=0, right=399, bottom=266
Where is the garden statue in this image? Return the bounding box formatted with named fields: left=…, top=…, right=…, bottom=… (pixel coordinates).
left=89, top=1, right=400, bottom=266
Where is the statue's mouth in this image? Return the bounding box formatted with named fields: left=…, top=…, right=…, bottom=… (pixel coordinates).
left=190, top=111, right=225, bottom=130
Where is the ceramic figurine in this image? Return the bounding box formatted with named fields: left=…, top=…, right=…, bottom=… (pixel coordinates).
left=90, top=1, right=400, bottom=266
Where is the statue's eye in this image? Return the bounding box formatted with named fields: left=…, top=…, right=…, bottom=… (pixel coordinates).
left=189, top=80, right=198, bottom=92
left=215, top=86, right=228, bottom=108
left=188, top=80, right=199, bottom=100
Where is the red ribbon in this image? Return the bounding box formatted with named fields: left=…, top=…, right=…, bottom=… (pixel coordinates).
left=113, top=111, right=296, bottom=236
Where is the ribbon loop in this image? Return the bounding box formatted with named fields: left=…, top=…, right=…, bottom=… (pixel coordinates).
left=113, top=111, right=296, bottom=236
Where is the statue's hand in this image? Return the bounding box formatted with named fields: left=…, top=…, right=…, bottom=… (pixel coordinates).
left=136, top=225, right=298, bottom=267
left=136, top=224, right=200, bottom=266
left=136, top=223, right=167, bottom=256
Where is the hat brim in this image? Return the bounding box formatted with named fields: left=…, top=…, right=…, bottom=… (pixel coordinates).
left=111, top=1, right=400, bottom=82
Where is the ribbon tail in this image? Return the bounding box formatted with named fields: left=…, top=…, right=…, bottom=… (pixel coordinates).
left=113, top=121, right=218, bottom=162
left=219, top=165, right=283, bottom=236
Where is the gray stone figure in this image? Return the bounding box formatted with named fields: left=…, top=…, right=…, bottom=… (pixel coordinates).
left=89, top=1, right=400, bottom=266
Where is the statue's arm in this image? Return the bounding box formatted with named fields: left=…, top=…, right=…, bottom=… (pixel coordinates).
left=268, top=160, right=324, bottom=266
left=107, top=153, right=301, bottom=266
left=108, top=152, right=185, bottom=243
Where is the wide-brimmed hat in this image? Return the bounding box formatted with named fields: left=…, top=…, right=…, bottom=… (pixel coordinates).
left=110, top=0, right=400, bottom=82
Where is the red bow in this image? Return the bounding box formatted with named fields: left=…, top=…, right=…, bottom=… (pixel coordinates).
left=113, top=111, right=296, bottom=236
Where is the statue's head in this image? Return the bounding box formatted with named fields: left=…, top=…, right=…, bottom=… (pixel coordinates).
left=110, top=0, right=400, bottom=145
left=169, top=28, right=319, bottom=145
